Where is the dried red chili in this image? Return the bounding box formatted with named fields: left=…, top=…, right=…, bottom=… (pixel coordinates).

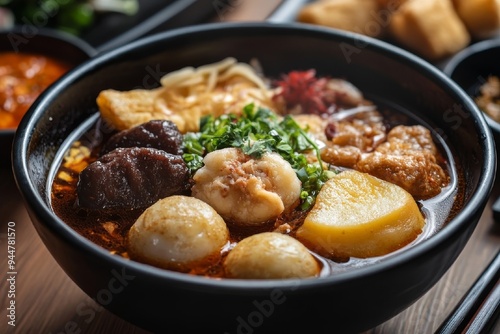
left=273, top=69, right=335, bottom=115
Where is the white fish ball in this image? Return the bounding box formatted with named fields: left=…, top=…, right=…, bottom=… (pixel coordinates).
left=224, top=232, right=320, bottom=279
left=128, top=195, right=229, bottom=271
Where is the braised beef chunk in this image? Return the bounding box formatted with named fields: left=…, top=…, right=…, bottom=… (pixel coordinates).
left=101, top=120, right=183, bottom=156
left=77, top=147, right=189, bottom=210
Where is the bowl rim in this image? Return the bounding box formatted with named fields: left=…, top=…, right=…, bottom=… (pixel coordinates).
left=443, top=38, right=500, bottom=75
left=443, top=38, right=500, bottom=134
left=13, top=21, right=497, bottom=290
left=442, top=38, right=500, bottom=135
left=0, top=24, right=97, bottom=55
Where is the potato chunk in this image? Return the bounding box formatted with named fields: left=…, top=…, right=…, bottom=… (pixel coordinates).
left=224, top=232, right=320, bottom=279
left=128, top=196, right=229, bottom=272
left=296, top=170, right=425, bottom=260
left=388, top=0, right=470, bottom=60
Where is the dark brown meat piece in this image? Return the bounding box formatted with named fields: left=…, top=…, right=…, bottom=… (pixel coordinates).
left=101, top=120, right=183, bottom=156
left=77, top=147, right=189, bottom=210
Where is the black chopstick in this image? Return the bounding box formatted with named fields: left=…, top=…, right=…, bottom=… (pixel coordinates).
left=464, top=280, right=500, bottom=334
left=434, top=249, right=500, bottom=334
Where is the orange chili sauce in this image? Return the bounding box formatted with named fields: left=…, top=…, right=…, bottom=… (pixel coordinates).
left=0, top=52, right=71, bottom=129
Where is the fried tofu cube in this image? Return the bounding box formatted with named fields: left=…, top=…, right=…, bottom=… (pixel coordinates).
left=389, top=0, right=470, bottom=60
left=297, top=0, right=386, bottom=38
left=452, top=0, right=500, bottom=38
left=96, top=88, right=199, bottom=133
left=97, top=88, right=160, bottom=131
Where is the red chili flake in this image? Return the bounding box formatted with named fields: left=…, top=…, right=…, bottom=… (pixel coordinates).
left=273, top=69, right=336, bottom=115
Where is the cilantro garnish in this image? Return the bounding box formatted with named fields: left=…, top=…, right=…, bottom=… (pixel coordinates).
left=183, top=104, right=333, bottom=210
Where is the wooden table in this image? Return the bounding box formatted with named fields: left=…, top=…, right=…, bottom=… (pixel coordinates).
left=1, top=1, right=500, bottom=333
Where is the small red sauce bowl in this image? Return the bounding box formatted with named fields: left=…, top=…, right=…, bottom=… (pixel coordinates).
left=0, top=26, right=95, bottom=167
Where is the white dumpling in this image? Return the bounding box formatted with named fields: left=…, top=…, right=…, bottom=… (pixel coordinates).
left=224, top=232, right=320, bottom=279
left=192, top=147, right=301, bottom=226
left=128, top=195, right=229, bottom=271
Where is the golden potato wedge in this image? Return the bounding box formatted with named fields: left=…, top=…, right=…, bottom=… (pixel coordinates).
left=298, top=0, right=386, bottom=38
left=388, top=0, right=470, bottom=60
left=296, top=170, right=425, bottom=260
left=453, top=0, right=500, bottom=38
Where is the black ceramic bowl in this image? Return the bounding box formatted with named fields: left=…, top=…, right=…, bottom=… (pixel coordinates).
left=443, top=38, right=500, bottom=140
left=13, top=22, right=496, bottom=333
left=0, top=26, right=95, bottom=167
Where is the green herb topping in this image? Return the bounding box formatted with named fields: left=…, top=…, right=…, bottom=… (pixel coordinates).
left=183, top=103, right=334, bottom=210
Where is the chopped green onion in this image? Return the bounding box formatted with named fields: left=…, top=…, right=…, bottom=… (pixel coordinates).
left=182, top=103, right=334, bottom=210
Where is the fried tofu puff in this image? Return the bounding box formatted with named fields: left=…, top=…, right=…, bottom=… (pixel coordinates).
left=224, top=232, right=321, bottom=279
left=388, top=0, right=470, bottom=60
left=97, top=58, right=275, bottom=134
left=297, top=0, right=384, bottom=38
left=192, top=148, right=301, bottom=227
left=128, top=195, right=229, bottom=272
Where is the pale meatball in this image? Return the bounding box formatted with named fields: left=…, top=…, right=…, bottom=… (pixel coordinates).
left=224, top=232, right=320, bottom=279
left=192, top=148, right=301, bottom=226
left=128, top=195, right=229, bottom=271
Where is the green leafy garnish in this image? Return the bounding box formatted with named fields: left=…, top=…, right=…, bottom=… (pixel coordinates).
left=183, top=104, right=333, bottom=210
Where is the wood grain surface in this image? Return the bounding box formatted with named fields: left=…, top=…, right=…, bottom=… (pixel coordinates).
left=1, top=1, right=500, bottom=333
